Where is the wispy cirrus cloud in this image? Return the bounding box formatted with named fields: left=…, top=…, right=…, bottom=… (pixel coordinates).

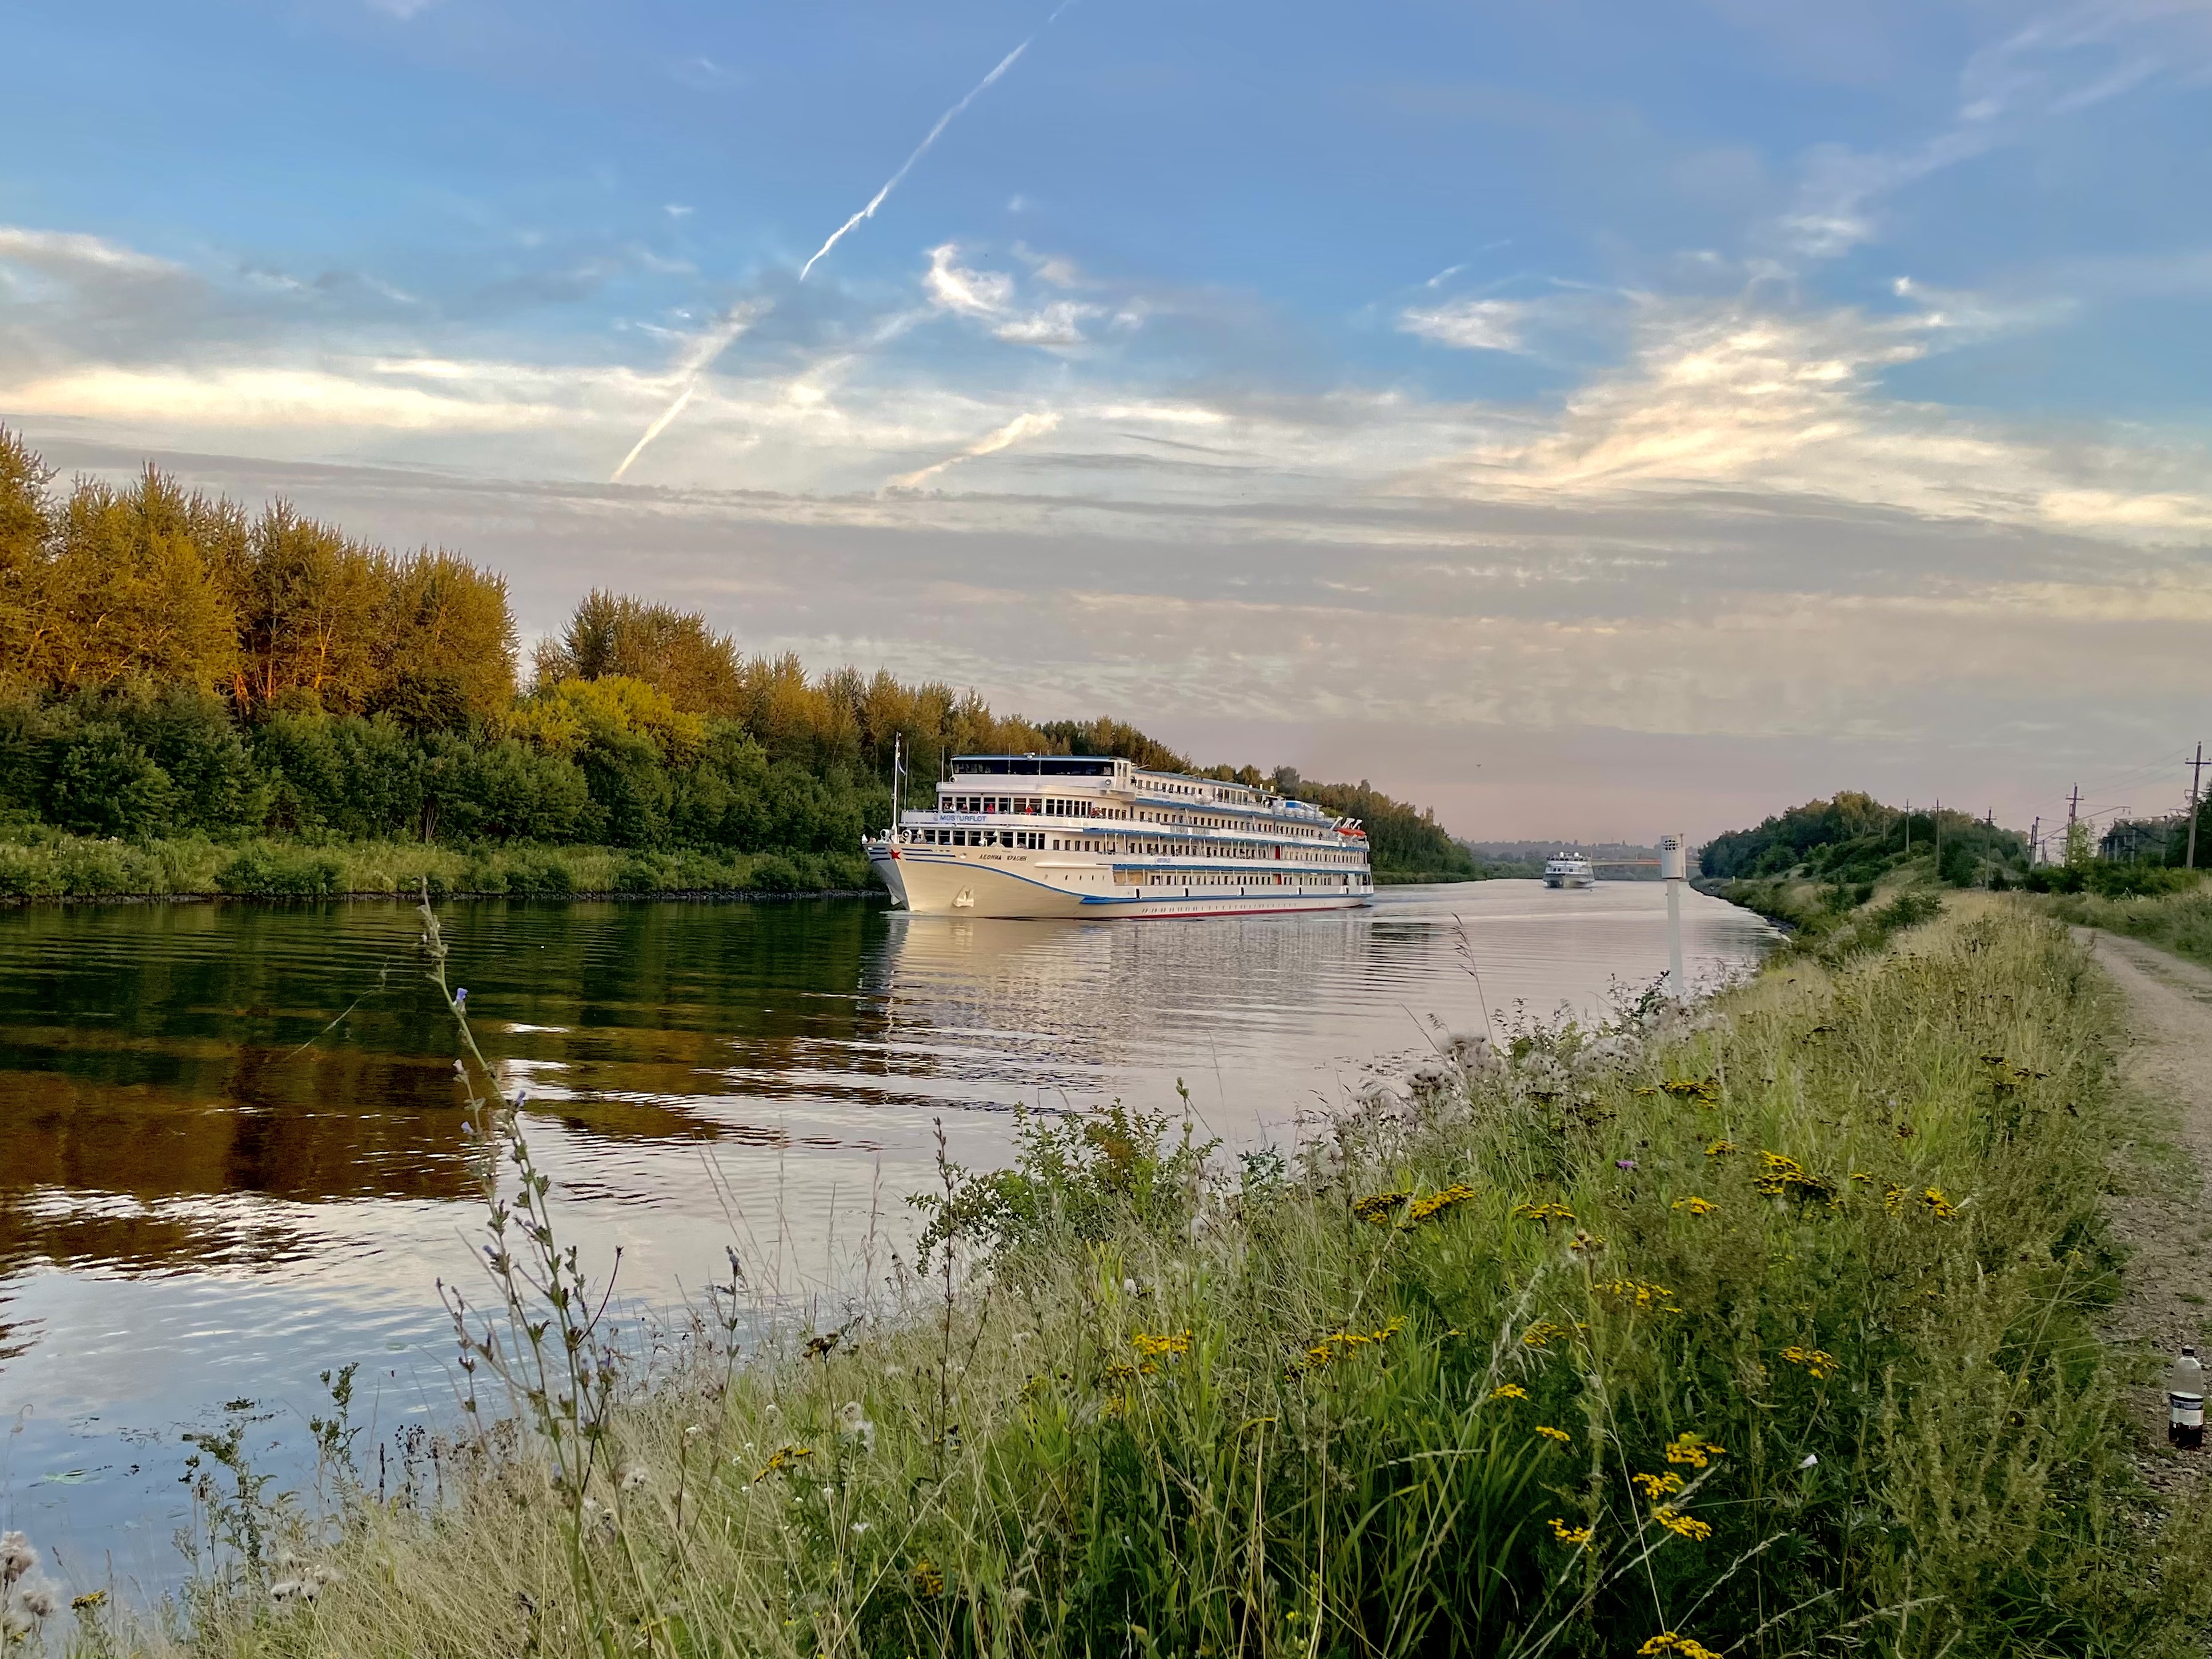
left=1397, top=296, right=1531, bottom=353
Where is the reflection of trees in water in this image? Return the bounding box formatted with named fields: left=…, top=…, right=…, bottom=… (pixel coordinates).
left=0, top=897, right=893, bottom=1286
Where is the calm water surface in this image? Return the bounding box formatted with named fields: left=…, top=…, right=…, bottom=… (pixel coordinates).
left=0, top=881, right=1774, bottom=1588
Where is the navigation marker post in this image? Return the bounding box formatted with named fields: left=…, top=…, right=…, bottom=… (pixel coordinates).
left=1660, top=833, right=1688, bottom=1001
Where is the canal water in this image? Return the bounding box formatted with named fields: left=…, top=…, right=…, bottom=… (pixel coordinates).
left=0, top=880, right=1774, bottom=1590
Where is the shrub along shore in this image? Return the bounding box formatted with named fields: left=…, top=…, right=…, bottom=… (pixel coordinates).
left=0, top=830, right=875, bottom=903
left=47, top=895, right=2201, bottom=1659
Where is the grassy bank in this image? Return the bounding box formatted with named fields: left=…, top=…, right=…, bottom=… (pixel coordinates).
left=0, top=830, right=877, bottom=901
left=2029, top=882, right=2212, bottom=971
left=57, top=903, right=2211, bottom=1659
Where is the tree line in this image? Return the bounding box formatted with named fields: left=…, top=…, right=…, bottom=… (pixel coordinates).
left=0, top=426, right=1474, bottom=881
left=1698, top=792, right=2030, bottom=888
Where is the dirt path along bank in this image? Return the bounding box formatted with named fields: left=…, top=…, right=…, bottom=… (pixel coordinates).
left=2083, top=929, right=2212, bottom=1488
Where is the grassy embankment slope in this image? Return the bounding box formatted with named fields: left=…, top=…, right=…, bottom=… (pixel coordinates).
left=1695, top=792, right=2030, bottom=937
left=0, top=427, right=1472, bottom=899
left=1696, top=790, right=2209, bottom=968
left=117, top=901, right=2208, bottom=1659
left=2030, top=886, right=2212, bottom=972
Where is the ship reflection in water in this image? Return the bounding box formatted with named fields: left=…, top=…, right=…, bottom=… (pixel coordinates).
left=0, top=881, right=1774, bottom=1584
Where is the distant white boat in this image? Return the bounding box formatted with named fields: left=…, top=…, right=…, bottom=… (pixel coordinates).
left=1542, top=852, right=1596, bottom=889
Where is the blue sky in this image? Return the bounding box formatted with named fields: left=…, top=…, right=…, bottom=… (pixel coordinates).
left=6, top=0, right=2212, bottom=838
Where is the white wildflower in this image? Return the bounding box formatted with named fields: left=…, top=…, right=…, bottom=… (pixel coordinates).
left=1798, top=1452, right=1820, bottom=1470
left=851, top=1520, right=870, bottom=1534
left=0, top=1532, right=33, bottom=1584
left=837, top=1402, right=877, bottom=1454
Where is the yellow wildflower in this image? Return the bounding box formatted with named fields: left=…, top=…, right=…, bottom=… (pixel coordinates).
left=1780, top=1344, right=1838, bottom=1381
left=1405, top=1183, right=1478, bottom=1226
left=1299, top=1315, right=1407, bottom=1372
left=1132, top=1330, right=1193, bottom=1359
left=1534, top=1424, right=1572, bottom=1445
left=1639, top=1634, right=1723, bottom=1659
left=1631, top=1470, right=1684, bottom=1500
left=1664, top=1430, right=1726, bottom=1468
left=1548, top=1517, right=1593, bottom=1546
left=1512, top=1199, right=1576, bottom=1225
left=1704, top=1139, right=1736, bottom=1157
left=1351, top=1189, right=1410, bottom=1225
left=1921, top=1187, right=1957, bottom=1219
left=1672, top=1194, right=1718, bottom=1216
left=752, top=1444, right=814, bottom=1482
left=1520, top=1321, right=1574, bottom=1350
left=1595, top=1277, right=1674, bottom=1308
left=911, top=1558, right=945, bottom=1598
left=1490, top=1383, right=1528, bottom=1401
left=1652, top=1505, right=1712, bottom=1541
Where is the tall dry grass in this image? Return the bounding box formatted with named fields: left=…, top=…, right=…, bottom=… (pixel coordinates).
left=55, top=900, right=2212, bottom=1659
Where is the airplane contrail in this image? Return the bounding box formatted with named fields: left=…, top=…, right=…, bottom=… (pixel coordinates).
left=884, top=410, right=1059, bottom=492
left=612, top=3, right=1079, bottom=484
left=610, top=300, right=767, bottom=482
left=800, top=41, right=1031, bottom=282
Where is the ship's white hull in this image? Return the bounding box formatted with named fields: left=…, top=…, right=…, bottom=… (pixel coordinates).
left=1544, top=873, right=1596, bottom=889
left=869, top=847, right=1370, bottom=919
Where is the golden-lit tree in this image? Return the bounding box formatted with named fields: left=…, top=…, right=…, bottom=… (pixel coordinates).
left=229, top=503, right=386, bottom=712
left=0, top=427, right=57, bottom=684
left=36, top=468, right=237, bottom=690
left=534, top=590, right=742, bottom=714
left=375, top=549, right=519, bottom=727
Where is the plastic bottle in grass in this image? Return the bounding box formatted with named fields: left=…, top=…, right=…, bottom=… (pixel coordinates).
left=2170, top=1346, right=2205, bottom=1450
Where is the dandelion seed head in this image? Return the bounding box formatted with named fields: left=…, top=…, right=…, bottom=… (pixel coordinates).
left=0, top=1532, right=33, bottom=1583
left=618, top=1462, right=650, bottom=1492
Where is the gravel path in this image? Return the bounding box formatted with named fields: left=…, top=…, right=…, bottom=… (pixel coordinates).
left=2081, top=929, right=2212, bottom=1488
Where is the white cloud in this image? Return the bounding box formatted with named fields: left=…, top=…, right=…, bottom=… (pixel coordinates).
left=0, top=226, right=183, bottom=278
left=922, top=243, right=1101, bottom=348
left=1397, top=297, right=1531, bottom=353
left=923, top=244, right=1015, bottom=317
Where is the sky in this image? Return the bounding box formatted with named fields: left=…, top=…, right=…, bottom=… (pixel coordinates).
left=5, top=0, right=2212, bottom=843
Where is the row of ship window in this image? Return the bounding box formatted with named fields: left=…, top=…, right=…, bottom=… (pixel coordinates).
left=940, top=796, right=1131, bottom=819
left=905, top=827, right=1361, bottom=865
left=1114, top=869, right=1360, bottom=887
left=936, top=794, right=1328, bottom=839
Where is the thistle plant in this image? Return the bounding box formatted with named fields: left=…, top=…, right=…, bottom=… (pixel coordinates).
left=420, top=884, right=642, bottom=1656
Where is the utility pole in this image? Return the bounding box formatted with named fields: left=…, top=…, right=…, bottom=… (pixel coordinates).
left=1934, top=798, right=1942, bottom=878
left=1903, top=799, right=1910, bottom=856
left=2189, top=742, right=2205, bottom=870
left=2029, top=816, right=2040, bottom=867
left=2067, top=784, right=2081, bottom=867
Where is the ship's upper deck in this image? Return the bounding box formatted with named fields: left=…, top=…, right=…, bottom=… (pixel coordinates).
left=917, top=754, right=1363, bottom=850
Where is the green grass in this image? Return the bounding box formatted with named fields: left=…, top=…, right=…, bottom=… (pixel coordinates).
left=2029, top=883, right=2212, bottom=972
left=75, top=902, right=2212, bottom=1659
left=0, top=830, right=877, bottom=901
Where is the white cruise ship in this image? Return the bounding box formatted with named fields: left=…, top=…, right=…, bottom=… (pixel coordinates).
left=1542, top=851, right=1596, bottom=889
left=866, top=754, right=1374, bottom=918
